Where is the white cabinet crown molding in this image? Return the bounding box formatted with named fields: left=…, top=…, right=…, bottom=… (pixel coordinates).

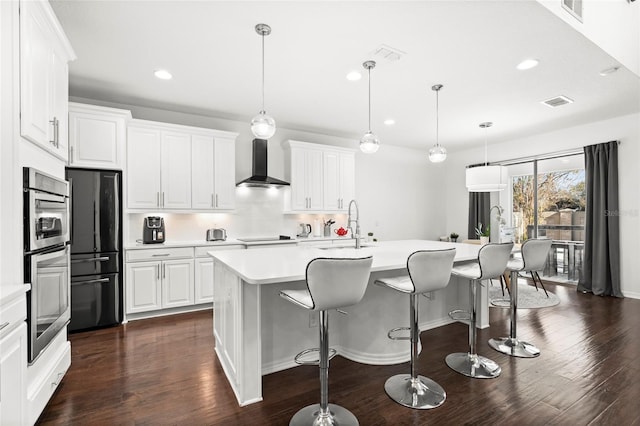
left=128, top=118, right=239, bottom=140
left=68, top=102, right=132, bottom=119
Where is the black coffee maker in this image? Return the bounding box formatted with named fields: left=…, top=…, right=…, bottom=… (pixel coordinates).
left=143, top=216, right=165, bottom=244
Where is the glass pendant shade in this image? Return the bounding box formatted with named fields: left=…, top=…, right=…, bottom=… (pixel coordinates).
left=251, top=111, right=276, bottom=139
left=465, top=165, right=508, bottom=192
left=428, top=145, right=447, bottom=163
left=360, top=131, right=380, bottom=153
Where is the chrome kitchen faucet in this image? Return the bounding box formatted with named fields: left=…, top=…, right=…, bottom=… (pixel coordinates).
left=347, top=199, right=361, bottom=249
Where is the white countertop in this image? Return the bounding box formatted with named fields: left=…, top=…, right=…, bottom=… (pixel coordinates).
left=209, top=239, right=481, bottom=285
left=124, top=236, right=357, bottom=250
left=0, top=283, right=29, bottom=306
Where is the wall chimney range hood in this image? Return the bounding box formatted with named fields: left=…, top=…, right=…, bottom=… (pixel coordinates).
left=236, top=139, right=290, bottom=187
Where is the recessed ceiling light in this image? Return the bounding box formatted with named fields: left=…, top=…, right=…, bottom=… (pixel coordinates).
left=516, top=59, right=539, bottom=70
left=154, top=69, right=172, bottom=80
left=346, top=71, right=362, bottom=81
left=599, top=66, right=620, bottom=76
left=384, top=119, right=395, bottom=125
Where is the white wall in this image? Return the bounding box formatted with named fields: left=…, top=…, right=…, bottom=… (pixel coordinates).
left=70, top=97, right=443, bottom=244
left=537, top=0, right=640, bottom=77
left=444, top=113, right=640, bottom=298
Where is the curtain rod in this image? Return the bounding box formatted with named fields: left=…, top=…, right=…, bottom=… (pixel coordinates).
left=468, top=140, right=620, bottom=168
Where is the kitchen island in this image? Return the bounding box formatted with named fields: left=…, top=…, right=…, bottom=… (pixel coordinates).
left=209, top=240, right=486, bottom=406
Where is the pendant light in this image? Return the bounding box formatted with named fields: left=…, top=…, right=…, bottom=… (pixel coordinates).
left=360, top=60, right=380, bottom=154
left=428, top=84, right=447, bottom=163
left=251, top=23, right=276, bottom=139
left=465, top=122, right=508, bottom=192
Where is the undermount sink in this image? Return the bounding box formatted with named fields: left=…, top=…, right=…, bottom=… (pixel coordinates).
left=318, top=244, right=374, bottom=250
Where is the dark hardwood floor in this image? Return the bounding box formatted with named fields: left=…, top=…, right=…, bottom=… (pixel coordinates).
left=37, top=280, right=640, bottom=425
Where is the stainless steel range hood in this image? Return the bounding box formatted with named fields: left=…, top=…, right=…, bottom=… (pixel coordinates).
left=236, top=139, right=290, bottom=188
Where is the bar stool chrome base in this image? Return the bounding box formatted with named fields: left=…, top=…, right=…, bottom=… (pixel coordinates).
left=488, top=337, right=540, bottom=358
left=384, top=374, right=446, bottom=409
left=289, top=403, right=358, bottom=426
left=445, top=352, right=501, bottom=379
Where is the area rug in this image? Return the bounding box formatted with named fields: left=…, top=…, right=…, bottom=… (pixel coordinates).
left=489, top=280, right=560, bottom=309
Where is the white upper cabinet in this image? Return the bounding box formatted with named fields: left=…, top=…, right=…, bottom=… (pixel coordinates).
left=191, top=135, right=236, bottom=210
left=284, top=140, right=355, bottom=213
left=285, top=141, right=324, bottom=211
left=323, top=150, right=355, bottom=212
left=160, top=131, right=192, bottom=209
left=127, top=125, right=162, bottom=209
left=126, top=119, right=238, bottom=211
left=20, top=0, right=75, bottom=161
left=68, top=103, right=131, bottom=169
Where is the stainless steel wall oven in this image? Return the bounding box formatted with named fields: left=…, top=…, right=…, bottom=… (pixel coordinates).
left=23, top=167, right=71, bottom=363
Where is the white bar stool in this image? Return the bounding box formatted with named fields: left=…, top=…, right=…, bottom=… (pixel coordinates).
left=489, top=238, right=553, bottom=358
left=374, top=248, right=456, bottom=410
left=280, top=256, right=373, bottom=426
left=446, top=242, right=513, bottom=379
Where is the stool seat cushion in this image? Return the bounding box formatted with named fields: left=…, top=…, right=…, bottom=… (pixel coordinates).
left=280, top=289, right=314, bottom=310
left=451, top=262, right=481, bottom=280
left=506, top=258, right=524, bottom=272
left=375, top=275, right=413, bottom=293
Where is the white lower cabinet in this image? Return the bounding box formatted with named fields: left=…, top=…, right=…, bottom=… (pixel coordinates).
left=0, top=318, right=27, bottom=425
left=126, top=245, right=243, bottom=317
left=125, top=247, right=194, bottom=314
left=194, top=245, right=243, bottom=305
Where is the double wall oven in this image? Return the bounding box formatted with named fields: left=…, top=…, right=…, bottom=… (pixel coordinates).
left=23, top=167, right=71, bottom=363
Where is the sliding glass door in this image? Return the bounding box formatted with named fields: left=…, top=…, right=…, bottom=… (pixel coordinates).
left=501, top=154, right=585, bottom=284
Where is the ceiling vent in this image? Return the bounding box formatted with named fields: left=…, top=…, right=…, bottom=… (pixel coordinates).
left=541, top=95, right=574, bottom=108
left=370, top=44, right=406, bottom=63
left=562, top=0, right=583, bottom=22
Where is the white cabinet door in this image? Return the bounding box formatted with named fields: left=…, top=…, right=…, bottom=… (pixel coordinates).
left=213, top=138, right=236, bottom=210
left=127, top=127, right=162, bottom=209
left=126, top=261, right=161, bottom=313
left=162, top=259, right=194, bottom=308
left=0, top=323, right=27, bottom=426
left=338, top=152, right=355, bottom=210
left=191, top=135, right=216, bottom=209
left=307, top=149, right=324, bottom=210
left=20, top=0, right=52, bottom=148
left=19, top=0, right=73, bottom=161
left=192, top=136, right=236, bottom=210
left=323, top=151, right=340, bottom=211
left=50, top=46, right=69, bottom=162
left=194, top=257, right=214, bottom=304
left=68, top=103, right=129, bottom=169
left=289, top=146, right=323, bottom=211
left=161, top=132, right=192, bottom=209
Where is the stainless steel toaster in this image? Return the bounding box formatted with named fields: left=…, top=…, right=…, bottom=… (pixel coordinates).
left=206, top=228, right=227, bottom=241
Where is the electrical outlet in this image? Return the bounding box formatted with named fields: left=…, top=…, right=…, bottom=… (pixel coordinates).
left=309, top=312, right=318, bottom=327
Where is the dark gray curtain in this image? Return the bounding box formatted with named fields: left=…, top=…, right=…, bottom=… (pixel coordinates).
left=468, top=192, right=490, bottom=239
left=578, top=141, right=622, bottom=297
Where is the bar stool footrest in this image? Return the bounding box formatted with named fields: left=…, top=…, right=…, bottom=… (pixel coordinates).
left=448, top=309, right=470, bottom=321
left=387, top=327, right=411, bottom=341
left=294, top=347, right=337, bottom=365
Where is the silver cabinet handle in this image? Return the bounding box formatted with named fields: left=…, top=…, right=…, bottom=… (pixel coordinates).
left=71, top=256, right=110, bottom=264
left=157, top=192, right=160, bottom=207
left=211, top=193, right=215, bottom=208
left=152, top=253, right=170, bottom=257
left=55, top=118, right=60, bottom=148
left=71, top=278, right=110, bottom=286
left=162, top=263, right=166, bottom=279
left=162, top=192, right=165, bottom=207
left=49, top=117, right=57, bottom=146
left=156, top=264, right=160, bottom=280
left=215, top=193, right=219, bottom=208
left=0, top=322, right=9, bottom=332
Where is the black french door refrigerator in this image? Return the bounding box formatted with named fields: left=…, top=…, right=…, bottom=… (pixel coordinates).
left=66, top=168, right=123, bottom=332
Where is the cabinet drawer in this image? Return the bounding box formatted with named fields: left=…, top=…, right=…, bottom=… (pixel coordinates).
left=194, top=245, right=244, bottom=257
left=126, top=247, right=193, bottom=262
left=0, top=293, right=26, bottom=337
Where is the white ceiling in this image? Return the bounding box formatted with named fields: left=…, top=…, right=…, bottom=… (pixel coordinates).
left=51, top=0, right=640, bottom=151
